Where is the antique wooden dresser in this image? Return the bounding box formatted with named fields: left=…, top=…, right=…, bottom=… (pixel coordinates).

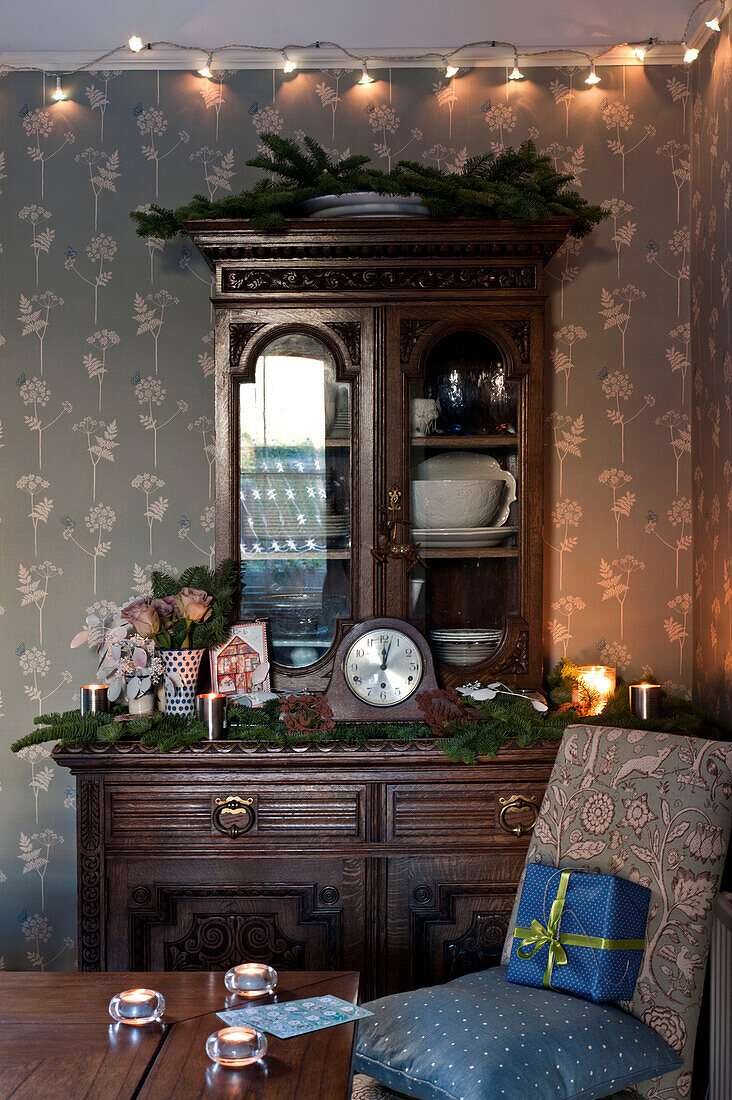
left=57, top=741, right=556, bottom=999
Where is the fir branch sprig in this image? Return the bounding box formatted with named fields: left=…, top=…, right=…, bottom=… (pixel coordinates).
left=131, top=134, right=607, bottom=238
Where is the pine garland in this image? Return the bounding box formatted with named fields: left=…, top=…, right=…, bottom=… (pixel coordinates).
left=12, top=679, right=727, bottom=763
left=131, top=134, right=607, bottom=237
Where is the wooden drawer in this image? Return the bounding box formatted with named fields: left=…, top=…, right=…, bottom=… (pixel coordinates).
left=386, top=783, right=544, bottom=842
left=106, top=784, right=366, bottom=842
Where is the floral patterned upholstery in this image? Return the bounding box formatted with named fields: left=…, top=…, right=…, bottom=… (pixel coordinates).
left=501, top=724, right=732, bottom=1099
left=351, top=725, right=732, bottom=1100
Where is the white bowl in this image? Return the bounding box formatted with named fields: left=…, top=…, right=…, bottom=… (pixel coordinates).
left=414, top=453, right=517, bottom=527
left=411, top=479, right=504, bottom=529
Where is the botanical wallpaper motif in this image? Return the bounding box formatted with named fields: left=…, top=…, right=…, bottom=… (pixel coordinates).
left=692, top=17, right=732, bottom=723
left=503, top=724, right=732, bottom=1099
left=0, top=63, right=691, bottom=968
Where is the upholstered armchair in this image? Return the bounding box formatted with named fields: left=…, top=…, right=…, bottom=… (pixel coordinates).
left=353, top=724, right=732, bottom=1100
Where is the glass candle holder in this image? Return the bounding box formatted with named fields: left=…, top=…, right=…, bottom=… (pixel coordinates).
left=572, top=666, right=616, bottom=716
left=196, top=692, right=226, bottom=739
left=80, top=684, right=109, bottom=715
left=224, top=963, right=278, bottom=997
left=108, top=987, right=165, bottom=1025
left=630, top=683, right=662, bottom=720
left=206, top=1026, right=267, bottom=1067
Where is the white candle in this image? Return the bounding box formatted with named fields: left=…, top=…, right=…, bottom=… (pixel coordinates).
left=224, top=962, right=278, bottom=997
left=206, top=1025, right=267, bottom=1067
left=109, top=987, right=165, bottom=1024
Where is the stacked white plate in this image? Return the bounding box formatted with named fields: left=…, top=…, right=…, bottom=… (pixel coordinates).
left=430, top=628, right=503, bottom=666
left=413, top=526, right=517, bottom=548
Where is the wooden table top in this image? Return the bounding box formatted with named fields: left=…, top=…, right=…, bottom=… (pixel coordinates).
left=0, top=970, right=360, bottom=1100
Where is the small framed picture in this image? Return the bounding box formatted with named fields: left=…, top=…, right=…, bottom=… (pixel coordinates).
left=210, top=622, right=270, bottom=696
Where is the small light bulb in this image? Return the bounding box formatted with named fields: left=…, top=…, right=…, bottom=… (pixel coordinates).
left=683, top=43, right=699, bottom=63
left=282, top=50, right=297, bottom=73
left=508, top=52, right=524, bottom=80
left=358, top=61, right=374, bottom=85
left=633, top=46, right=646, bottom=62
left=442, top=57, right=459, bottom=79
left=51, top=75, right=68, bottom=101
left=705, top=14, right=721, bottom=32
left=584, top=60, right=601, bottom=84
left=128, top=35, right=144, bottom=53
left=198, top=54, right=213, bottom=78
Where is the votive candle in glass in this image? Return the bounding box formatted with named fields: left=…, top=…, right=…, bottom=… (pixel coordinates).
left=224, top=962, right=278, bottom=997
left=206, top=1026, right=267, bottom=1068
left=630, top=683, right=662, bottom=721
left=80, top=684, right=109, bottom=715
left=108, top=987, right=165, bottom=1025
left=196, top=692, right=226, bottom=739
left=573, top=666, right=616, bottom=716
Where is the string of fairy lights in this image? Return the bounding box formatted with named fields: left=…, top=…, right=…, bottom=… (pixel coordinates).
left=1, top=0, right=725, bottom=103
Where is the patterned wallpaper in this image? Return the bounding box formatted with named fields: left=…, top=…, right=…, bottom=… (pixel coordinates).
left=692, top=18, right=732, bottom=724
left=0, top=63, right=692, bottom=969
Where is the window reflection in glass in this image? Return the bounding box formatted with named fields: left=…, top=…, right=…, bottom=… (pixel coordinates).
left=239, top=333, right=351, bottom=668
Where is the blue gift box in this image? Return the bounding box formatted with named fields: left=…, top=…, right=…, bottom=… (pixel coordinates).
left=507, top=863, right=650, bottom=1003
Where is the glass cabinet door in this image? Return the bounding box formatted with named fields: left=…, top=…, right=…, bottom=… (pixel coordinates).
left=407, top=329, right=520, bottom=671
left=238, top=332, right=352, bottom=669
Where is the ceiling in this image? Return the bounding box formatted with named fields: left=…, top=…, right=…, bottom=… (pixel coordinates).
left=0, top=0, right=715, bottom=55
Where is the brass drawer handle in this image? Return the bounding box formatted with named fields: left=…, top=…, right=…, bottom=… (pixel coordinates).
left=498, top=795, right=538, bottom=838
left=213, top=796, right=255, bottom=838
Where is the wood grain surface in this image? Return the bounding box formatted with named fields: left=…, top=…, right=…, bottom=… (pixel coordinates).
left=0, top=971, right=359, bottom=1100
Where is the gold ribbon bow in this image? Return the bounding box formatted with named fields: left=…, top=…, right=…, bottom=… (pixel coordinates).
left=513, top=869, right=646, bottom=989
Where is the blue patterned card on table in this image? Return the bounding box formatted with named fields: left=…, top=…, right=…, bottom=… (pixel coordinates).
left=507, top=863, right=650, bottom=1003
left=217, top=995, right=373, bottom=1039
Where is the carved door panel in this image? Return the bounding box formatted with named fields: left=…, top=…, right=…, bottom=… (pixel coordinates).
left=108, top=856, right=365, bottom=975
left=216, top=306, right=377, bottom=691
left=383, top=303, right=545, bottom=688
left=384, top=855, right=528, bottom=994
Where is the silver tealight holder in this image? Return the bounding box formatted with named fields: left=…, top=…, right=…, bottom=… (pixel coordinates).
left=196, top=692, right=226, bottom=739
left=80, top=683, right=109, bottom=715
left=630, top=683, right=662, bottom=721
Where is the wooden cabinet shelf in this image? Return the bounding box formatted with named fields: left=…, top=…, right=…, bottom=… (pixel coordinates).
left=411, top=435, right=518, bottom=448
left=419, top=546, right=518, bottom=559
left=240, top=550, right=351, bottom=561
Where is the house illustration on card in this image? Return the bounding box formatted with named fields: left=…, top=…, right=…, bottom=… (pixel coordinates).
left=215, top=635, right=262, bottom=694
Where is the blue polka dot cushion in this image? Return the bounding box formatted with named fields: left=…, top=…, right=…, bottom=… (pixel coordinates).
left=354, top=966, right=681, bottom=1100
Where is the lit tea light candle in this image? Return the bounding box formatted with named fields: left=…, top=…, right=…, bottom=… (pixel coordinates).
left=573, top=666, right=616, bottom=716
left=108, top=987, right=165, bottom=1025
left=224, top=962, right=278, bottom=997
left=630, top=682, right=662, bottom=721
left=206, top=1025, right=267, bottom=1068
left=80, top=684, right=109, bottom=715
left=196, top=692, right=226, bottom=739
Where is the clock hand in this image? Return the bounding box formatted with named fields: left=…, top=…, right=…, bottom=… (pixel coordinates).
left=380, top=638, right=393, bottom=671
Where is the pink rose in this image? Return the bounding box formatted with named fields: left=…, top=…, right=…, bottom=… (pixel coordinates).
left=120, top=597, right=160, bottom=638
left=175, top=587, right=213, bottom=624
left=152, top=596, right=179, bottom=623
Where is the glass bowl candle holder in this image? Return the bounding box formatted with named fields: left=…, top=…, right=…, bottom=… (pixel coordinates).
left=206, top=1026, right=267, bottom=1067
left=224, top=962, right=278, bottom=998
left=109, top=987, right=165, bottom=1025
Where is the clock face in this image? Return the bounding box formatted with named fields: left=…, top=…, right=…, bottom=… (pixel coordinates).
left=343, top=627, right=424, bottom=707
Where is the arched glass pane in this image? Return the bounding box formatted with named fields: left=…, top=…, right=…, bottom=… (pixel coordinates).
left=238, top=333, right=351, bottom=668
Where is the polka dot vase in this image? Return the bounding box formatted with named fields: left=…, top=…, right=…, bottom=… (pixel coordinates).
left=161, top=648, right=205, bottom=716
